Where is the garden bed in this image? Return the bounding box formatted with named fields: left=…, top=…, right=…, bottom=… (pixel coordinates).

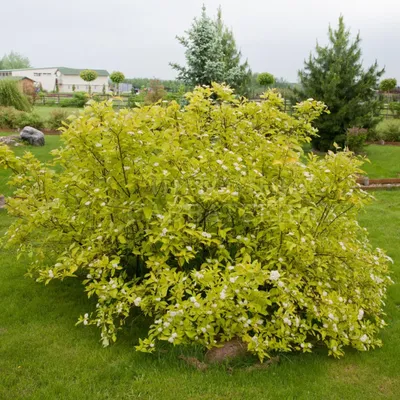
left=366, top=141, right=400, bottom=146
left=357, top=177, right=400, bottom=190
left=0, top=127, right=61, bottom=135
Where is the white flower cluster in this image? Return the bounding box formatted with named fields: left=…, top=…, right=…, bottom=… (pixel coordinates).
left=370, top=273, right=384, bottom=284
left=168, top=332, right=178, bottom=343
left=269, top=270, right=280, bottom=281
left=220, top=285, right=228, bottom=300
left=194, top=271, right=204, bottom=280
left=189, top=296, right=201, bottom=308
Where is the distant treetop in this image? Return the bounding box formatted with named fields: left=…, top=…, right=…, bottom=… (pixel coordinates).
left=257, top=72, right=275, bottom=87
left=380, top=78, right=397, bottom=92
left=0, top=51, right=31, bottom=70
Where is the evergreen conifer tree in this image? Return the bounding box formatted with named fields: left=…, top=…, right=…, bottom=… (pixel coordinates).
left=298, top=17, right=384, bottom=151
left=171, top=6, right=251, bottom=93
left=215, top=7, right=251, bottom=94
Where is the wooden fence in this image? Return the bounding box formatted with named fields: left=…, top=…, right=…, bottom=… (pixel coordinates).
left=33, top=94, right=400, bottom=120
left=35, top=93, right=125, bottom=106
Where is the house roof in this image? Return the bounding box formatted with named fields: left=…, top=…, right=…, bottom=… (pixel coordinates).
left=0, top=76, right=35, bottom=82
left=0, top=67, right=109, bottom=77
left=0, top=67, right=57, bottom=72
left=57, top=67, right=109, bottom=77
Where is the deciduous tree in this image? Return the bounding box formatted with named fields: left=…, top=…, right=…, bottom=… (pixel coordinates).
left=144, top=79, right=166, bottom=104
left=80, top=70, right=98, bottom=95
left=379, top=78, right=397, bottom=93
left=1, top=51, right=31, bottom=69
left=110, top=71, right=125, bottom=95
left=380, top=78, right=397, bottom=115
left=257, top=72, right=275, bottom=88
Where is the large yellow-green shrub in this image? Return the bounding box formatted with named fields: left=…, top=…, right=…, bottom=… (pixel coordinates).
left=0, top=84, right=392, bottom=360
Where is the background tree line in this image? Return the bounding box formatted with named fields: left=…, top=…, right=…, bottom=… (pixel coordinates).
left=1, top=6, right=394, bottom=151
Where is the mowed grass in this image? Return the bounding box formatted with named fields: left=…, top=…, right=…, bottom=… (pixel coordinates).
left=0, top=140, right=400, bottom=398
left=0, top=193, right=399, bottom=399
left=362, top=145, right=400, bottom=179
left=33, top=106, right=80, bottom=120
left=302, top=144, right=400, bottom=179
left=0, top=135, right=62, bottom=197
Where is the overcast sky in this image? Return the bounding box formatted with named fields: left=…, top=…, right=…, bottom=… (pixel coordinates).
left=2, top=0, right=399, bottom=82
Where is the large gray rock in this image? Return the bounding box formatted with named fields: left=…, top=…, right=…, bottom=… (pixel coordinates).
left=20, top=126, right=45, bottom=146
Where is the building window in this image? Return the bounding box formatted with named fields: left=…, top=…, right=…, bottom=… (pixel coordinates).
left=34, top=73, right=42, bottom=77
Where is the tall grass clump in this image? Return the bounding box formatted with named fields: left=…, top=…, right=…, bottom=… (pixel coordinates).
left=0, top=79, right=32, bottom=112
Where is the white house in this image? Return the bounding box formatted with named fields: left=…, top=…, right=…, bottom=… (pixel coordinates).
left=0, top=67, right=109, bottom=93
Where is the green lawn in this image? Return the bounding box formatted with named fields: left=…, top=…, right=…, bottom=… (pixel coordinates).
left=0, top=138, right=400, bottom=398
left=363, top=145, right=400, bottom=179
left=302, top=144, right=400, bottom=179
left=33, top=106, right=80, bottom=120
left=0, top=135, right=61, bottom=197
left=0, top=192, right=398, bottom=399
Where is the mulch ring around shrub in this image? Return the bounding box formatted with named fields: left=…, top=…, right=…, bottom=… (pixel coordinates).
left=178, top=338, right=280, bottom=372
left=0, top=195, right=5, bottom=209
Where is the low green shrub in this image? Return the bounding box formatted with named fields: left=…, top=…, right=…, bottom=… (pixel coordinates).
left=15, top=112, right=45, bottom=130
left=71, top=92, right=89, bottom=108
left=375, top=119, right=400, bottom=142
left=0, top=106, right=45, bottom=130
left=0, top=84, right=392, bottom=361
left=346, top=127, right=368, bottom=152
left=47, top=109, right=69, bottom=130
left=59, top=99, right=73, bottom=107
left=92, top=94, right=103, bottom=102
left=165, top=91, right=185, bottom=104
left=388, top=102, right=400, bottom=118
left=127, top=92, right=145, bottom=108
left=0, top=106, right=25, bottom=128
left=60, top=92, right=89, bottom=108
